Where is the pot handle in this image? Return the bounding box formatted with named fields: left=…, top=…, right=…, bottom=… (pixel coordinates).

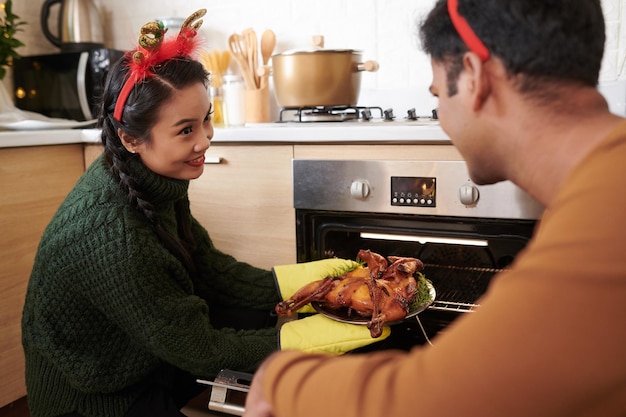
left=357, top=60, right=379, bottom=72
left=312, top=35, right=324, bottom=48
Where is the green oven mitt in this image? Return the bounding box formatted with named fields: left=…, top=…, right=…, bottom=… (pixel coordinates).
left=278, top=314, right=391, bottom=354
left=272, top=258, right=361, bottom=313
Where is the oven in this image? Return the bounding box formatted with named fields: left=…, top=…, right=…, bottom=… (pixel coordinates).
left=292, top=158, right=544, bottom=349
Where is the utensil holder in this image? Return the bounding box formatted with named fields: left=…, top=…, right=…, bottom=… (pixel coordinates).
left=245, top=87, right=270, bottom=123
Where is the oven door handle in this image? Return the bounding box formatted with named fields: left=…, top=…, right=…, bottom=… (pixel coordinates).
left=198, top=380, right=247, bottom=416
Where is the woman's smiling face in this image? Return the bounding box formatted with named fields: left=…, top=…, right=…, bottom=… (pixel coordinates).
left=133, top=81, right=213, bottom=180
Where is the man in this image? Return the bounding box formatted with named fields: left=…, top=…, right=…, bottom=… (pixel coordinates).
left=242, top=1, right=626, bottom=416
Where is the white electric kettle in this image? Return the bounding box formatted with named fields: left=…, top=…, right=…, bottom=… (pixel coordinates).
left=41, top=0, right=105, bottom=52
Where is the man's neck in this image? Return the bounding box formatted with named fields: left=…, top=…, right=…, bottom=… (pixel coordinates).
left=499, top=90, right=623, bottom=206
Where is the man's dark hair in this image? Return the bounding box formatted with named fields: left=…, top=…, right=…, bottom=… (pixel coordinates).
left=420, top=0, right=606, bottom=96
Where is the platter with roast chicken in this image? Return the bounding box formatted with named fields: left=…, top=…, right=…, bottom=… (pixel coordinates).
left=275, top=249, right=435, bottom=338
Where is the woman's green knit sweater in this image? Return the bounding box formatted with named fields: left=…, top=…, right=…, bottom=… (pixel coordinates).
left=22, top=156, right=281, bottom=417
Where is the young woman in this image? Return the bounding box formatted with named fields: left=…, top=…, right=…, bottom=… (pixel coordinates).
left=20, top=9, right=280, bottom=417
left=21, top=10, right=384, bottom=417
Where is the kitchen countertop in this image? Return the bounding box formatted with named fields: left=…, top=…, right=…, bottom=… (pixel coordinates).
left=0, top=129, right=87, bottom=148
left=0, top=121, right=451, bottom=148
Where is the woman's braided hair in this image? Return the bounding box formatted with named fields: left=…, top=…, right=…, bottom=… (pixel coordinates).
left=97, top=53, right=209, bottom=273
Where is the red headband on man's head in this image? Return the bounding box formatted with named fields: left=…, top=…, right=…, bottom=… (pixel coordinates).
left=113, top=9, right=206, bottom=122
left=447, top=0, right=490, bottom=62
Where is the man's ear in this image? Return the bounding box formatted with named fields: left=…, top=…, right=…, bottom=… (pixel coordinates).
left=462, top=52, right=491, bottom=112
left=118, top=128, right=139, bottom=154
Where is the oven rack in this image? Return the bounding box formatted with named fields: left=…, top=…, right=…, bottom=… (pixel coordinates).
left=422, top=263, right=504, bottom=313
left=428, top=300, right=479, bottom=312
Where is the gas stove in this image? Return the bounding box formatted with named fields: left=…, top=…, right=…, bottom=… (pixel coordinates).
left=277, top=105, right=439, bottom=125
left=219, top=102, right=448, bottom=142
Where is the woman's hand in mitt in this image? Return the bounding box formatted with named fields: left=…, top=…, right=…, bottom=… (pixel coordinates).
left=279, top=314, right=390, bottom=355
left=272, top=258, right=361, bottom=313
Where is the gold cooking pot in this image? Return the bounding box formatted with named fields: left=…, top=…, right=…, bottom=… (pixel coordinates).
left=271, top=48, right=379, bottom=108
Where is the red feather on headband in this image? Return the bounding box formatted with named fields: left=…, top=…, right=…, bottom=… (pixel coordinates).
left=113, top=9, right=206, bottom=122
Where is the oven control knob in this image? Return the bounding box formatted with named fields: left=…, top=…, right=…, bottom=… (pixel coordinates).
left=459, top=184, right=480, bottom=205
left=350, top=180, right=370, bottom=200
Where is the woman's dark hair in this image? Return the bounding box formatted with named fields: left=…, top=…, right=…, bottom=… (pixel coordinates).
left=97, top=54, right=209, bottom=273
left=419, top=0, right=606, bottom=97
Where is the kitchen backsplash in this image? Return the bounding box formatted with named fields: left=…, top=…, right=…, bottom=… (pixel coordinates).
left=9, top=0, right=626, bottom=116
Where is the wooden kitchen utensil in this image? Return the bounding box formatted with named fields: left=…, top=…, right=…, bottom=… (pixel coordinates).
left=242, top=28, right=259, bottom=88
left=257, top=65, right=271, bottom=89
left=260, top=29, right=276, bottom=65
left=228, top=33, right=256, bottom=89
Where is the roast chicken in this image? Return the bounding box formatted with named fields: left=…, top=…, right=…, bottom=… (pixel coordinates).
left=275, top=250, right=425, bottom=337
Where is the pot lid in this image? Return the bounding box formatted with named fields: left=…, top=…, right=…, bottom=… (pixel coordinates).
left=273, top=48, right=362, bottom=57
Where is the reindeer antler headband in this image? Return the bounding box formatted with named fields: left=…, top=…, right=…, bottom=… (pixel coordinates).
left=113, top=9, right=207, bottom=122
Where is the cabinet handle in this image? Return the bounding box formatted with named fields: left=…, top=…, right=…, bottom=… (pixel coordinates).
left=204, top=156, right=223, bottom=164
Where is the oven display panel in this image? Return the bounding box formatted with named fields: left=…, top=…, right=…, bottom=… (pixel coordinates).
left=391, top=177, right=436, bottom=207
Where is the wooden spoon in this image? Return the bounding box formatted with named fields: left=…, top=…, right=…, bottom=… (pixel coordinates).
left=260, top=29, right=276, bottom=66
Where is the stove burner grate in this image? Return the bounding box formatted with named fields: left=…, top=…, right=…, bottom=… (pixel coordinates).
left=278, top=105, right=384, bottom=123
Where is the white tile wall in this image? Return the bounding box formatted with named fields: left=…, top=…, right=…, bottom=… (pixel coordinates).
left=9, top=0, right=626, bottom=115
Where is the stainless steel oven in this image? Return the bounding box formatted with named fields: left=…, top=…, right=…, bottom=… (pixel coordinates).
left=292, top=158, right=544, bottom=349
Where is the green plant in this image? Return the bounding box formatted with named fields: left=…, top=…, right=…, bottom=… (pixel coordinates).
left=0, top=0, right=25, bottom=80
